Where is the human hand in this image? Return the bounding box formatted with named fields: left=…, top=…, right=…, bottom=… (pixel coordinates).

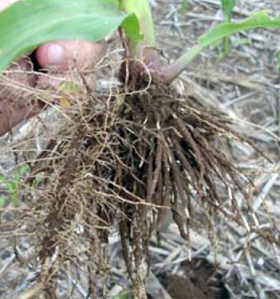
left=0, top=0, right=105, bottom=136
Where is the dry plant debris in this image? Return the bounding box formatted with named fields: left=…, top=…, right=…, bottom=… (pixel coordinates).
left=0, top=71, right=276, bottom=299
left=1, top=0, right=280, bottom=299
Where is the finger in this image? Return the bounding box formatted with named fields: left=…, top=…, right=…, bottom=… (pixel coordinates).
left=0, top=0, right=19, bottom=12
left=0, top=56, right=38, bottom=136
left=35, top=40, right=105, bottom=72
left=0, top=101, right=40, bottom=137
left=0, top=2, right=105, bottom=73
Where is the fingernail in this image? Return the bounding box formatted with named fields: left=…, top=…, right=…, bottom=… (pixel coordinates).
left=47, top=44, right=65, bottom=65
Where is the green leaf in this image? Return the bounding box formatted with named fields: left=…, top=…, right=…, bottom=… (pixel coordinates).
left=120, top=0, right=155, bottom=46
left=11, top=192, right=19, bottom=206
left=7, top=181, right=17, bottom=194
left=0, top=0, right=141, bottom=72
left=165, top=11, right=280, bottom=82
left=277, top=51, right=280, bottom=76
left=0, top=175, right=8, bottom=184
left=18, top=166, right=29, bottom=176
left=0, top=196, right=6, bottom=208
left=193, top=10, right=280, bottom=62
left=221, top=0, right=236, bottom=22
left=113, top=292, right=129, bottom=299
left=121, top=13, right=143, bottom=42
left=181, top=0, right=188, bottom=11
left=221, top=0, right=236, bottom=56
left=198, top=11, right=280, bottom=46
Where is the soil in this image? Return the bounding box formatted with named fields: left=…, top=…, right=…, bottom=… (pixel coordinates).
left=159, top=259, right=229, bottom=299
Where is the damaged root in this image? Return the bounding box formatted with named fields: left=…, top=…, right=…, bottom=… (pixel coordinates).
left=25, top=80, right=257, bottom=298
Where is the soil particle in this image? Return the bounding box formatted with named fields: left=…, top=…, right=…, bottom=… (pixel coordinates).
left=159, top=258, right=229, bottom=299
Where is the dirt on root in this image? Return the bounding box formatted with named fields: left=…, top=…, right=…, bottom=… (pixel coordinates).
left=1, top=1, right=280, bottom=298
left=17, top=75, right=258, bottom=298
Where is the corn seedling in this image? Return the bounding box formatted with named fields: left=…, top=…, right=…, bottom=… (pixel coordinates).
left=180, top=0, right=188, bottom=12
left=221, top=0, right=236, bottom=56
left=277, top=50, right=280, bottom=76
left=0, top=1, right=280, bottom=298
left=1, top=1, right=280, bottom=79
left=0, top=166, right=29, bottom=207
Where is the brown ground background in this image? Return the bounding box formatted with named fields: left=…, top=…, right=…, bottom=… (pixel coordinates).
left=1, top=0, right=280, bottom=298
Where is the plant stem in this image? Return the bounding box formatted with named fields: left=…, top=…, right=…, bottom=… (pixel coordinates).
left=120, top=0, right=155, bottom=49
left=119, top=0, right=167, bottom=81
left=223, top=36, right=230, bottom=57
left=160, top=44, right=203, bottom=83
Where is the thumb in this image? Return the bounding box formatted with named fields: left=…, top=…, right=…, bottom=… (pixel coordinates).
left=35, top=40, right=105, bottom=72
